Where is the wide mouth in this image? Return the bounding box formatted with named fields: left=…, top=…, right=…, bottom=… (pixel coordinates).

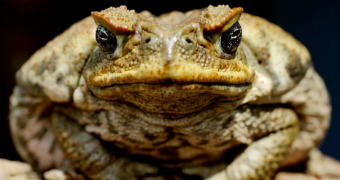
left=88, top=82, right=251, bottom=115
left=89, top=82, right=251, bottom=99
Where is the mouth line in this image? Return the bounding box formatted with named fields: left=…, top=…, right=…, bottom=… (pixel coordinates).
left=86, top=80, right=252, bottom=116
left=89, top=81, right=252, bottom=105
left=98, top=81, right=252, bottom=88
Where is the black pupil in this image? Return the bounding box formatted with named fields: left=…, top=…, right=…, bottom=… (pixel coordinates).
left=220, top=22, right=242, bottom=54
left=96, top=25, right=117, bottom=52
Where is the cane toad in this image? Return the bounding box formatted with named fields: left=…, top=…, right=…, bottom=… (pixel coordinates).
left=9, top=5, right=331, bottom=180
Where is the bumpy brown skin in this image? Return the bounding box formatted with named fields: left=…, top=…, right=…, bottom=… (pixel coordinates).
left=9, top=5, right=331, bottom=180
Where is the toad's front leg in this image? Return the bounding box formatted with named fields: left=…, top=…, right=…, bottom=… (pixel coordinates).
left=208, top=107, right=299, bottom=180
left=51, top=112, right=159, bottom=180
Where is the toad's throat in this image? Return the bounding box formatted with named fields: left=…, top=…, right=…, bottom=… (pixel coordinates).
left=88, top=82, right=251, bottom=114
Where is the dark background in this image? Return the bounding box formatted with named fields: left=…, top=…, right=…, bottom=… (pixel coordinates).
left=1, top=0, right=339, bottom=161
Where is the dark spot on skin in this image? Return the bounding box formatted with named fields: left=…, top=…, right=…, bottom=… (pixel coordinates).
left=153, top=132, right=174, bottom=146
left=56, top=74, right=63, bottom=84
left=74, top=169, right=83, bottom=176
left=145, top=37, right=151, bottom=44
left=144, top=132, right=158, bottom=141
left=286, top=56, right=306, bottom=83
left=46, top=51, right=58, bottom=72
left=221, top=118, right=232, bottom=129
left=165, top=127, right=173, bottom=133
left=197, top=139, right=210, bottom=145
left=186, top=38, right=193, bottom=44
left=159, top=147, right=179, bottom=159
left=40, top=105, right=53, bottom=119
left=171, top=105, right=178, bottom=109
left=178, top=138, right=191, bottom=146
left=258, top=60, right=262, bottom=64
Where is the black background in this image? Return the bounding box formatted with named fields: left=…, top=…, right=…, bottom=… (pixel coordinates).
left=0, top=0, right=339, bottom=162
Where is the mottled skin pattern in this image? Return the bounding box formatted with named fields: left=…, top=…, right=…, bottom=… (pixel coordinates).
left=9, top=5, right=331, bottom=180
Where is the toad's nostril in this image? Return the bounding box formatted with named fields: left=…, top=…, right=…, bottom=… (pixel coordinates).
left=145, top=37, right=151, bottom=44
left=186, top=38, right=193, bottom=44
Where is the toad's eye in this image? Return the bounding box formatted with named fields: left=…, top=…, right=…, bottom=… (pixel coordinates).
left=96, top=25, right=117, bottom=52
left=220, top=22, right=242, bottom=55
